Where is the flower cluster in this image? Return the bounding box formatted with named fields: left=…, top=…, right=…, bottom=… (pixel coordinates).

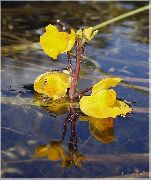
left=34, top=24, right=132, bottom=119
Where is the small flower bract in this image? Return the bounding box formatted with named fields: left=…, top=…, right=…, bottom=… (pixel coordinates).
left=40, top=24, right=76, bottom=59
left=83, top=27, right=99, bottom=42
left=79, top=78, right=132, bottom=118
left=34, top=71, right=71, bottom=100
left=76, top=27, right=99, bottom=43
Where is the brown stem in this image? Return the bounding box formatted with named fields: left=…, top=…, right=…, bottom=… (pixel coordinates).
left=74, top=86, right=92, bottom=100
left=69, top=42, right=84, bottom=101
left=68, top=105, right=78, bottom=151
left=67, top=52, right=73, bottom=76
left=62, top=112, right=72, bottom=141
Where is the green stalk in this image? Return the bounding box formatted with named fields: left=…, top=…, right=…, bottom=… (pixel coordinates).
left=92, top=4, right=150, bottom=31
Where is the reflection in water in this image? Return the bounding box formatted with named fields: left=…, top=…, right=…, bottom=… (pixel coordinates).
left=35, top=105, right=86, bottom=168
left=1, top=1, right=149, bottom=177
left=34, top=102, right=115, bottom=168
left=80, top=116, right=115, bottom=143
left=33, top=92, right=70, bottom=115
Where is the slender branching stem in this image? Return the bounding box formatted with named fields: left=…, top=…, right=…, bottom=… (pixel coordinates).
left=69, top=41, right=84, bottom=101
left=67, top=52, right=73, bottom=76
left=74, top=86, right=92, bottom=100
left=68, top=105, right=78, bottom=151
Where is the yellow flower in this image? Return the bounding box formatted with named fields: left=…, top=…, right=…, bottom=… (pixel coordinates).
left=76, top=28, right=83, bottom=39
left=40, top=24, right=76, bottom=59
left=79, top=78, right=132, bottom=118
left=76, top=27, right=99, bottom=43
left=34, top=71, right=71, bottom=100
left=34, top=141, right=66, bottom=162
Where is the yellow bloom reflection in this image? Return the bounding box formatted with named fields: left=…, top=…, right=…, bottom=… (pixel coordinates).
left=34, top=71, right=71, bottom=100
left=62, top=151, right=86, bottom=168
left=79, top=78, right=132, bottom=118
left=34, top=141, right=66, bottom=162
left=34, top=141, right=86, bottom=168
left=80, top=116, right=115, bottom=143
left=40, top=24, right=76, bottom=59
left=33, top=93, right=70, bottom=115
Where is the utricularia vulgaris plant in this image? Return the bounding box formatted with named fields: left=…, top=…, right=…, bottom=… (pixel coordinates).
left=34, top=24, right=132, bottom=119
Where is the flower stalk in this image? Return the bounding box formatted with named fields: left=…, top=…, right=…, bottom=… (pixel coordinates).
left=69, top=41, right=84, bottom=101
left=67, top=52, right=73, bottom=76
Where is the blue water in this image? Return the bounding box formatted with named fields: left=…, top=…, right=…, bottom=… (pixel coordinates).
left=1, top=1, right=149, bottom=178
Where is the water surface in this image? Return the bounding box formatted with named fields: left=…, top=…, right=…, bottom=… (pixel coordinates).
left=1, top=1, right=149, bottom=178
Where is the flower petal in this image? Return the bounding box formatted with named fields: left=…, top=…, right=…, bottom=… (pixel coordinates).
left=92, top=77, right=121, bottom=94
left=34, top=71, right=71, bottom=100
left=40, top=24, right=75, bottom=59
left=79, top=89, right=132, bottom=118
left=83, top=27, right=93, bottom=41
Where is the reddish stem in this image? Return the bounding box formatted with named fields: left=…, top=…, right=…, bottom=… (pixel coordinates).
left=74, top=86, right=92, bottom=100
left=69, top=42, right=84, bottom=101
left=67, top=52, right=73, bottom=76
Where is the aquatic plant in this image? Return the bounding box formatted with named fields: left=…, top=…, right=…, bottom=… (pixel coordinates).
left=32, top=4, right=150, bottom=168
left=34, top=24, right=132, bottom=118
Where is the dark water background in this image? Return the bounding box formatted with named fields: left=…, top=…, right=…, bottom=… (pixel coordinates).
left=1, top=1, right=149, bottom=178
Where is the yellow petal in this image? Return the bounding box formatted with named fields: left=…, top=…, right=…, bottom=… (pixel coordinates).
left=34, top=71, right=71, bottom=100
left=40, top=24, right=75, bottom=59
left=83, top=27, right=93, bottom=42
left=76, top=28, right=83, bottom=39
left=92, top=77, right=121, bottom=94
left=114, top=100, right=132, bottom=116
left=35, top=145, right=49, bottom=157
left=79, top=89, right=132, bottom=118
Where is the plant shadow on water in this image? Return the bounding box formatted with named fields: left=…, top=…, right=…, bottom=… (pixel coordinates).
left=1, top=1, right=149, bottom=178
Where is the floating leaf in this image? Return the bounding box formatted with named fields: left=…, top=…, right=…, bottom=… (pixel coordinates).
left=40, top=24, right=75, bottom=59
left=92, top=77, right=121, bottom=94
left=34, top=71, right=71, bottom=100
left=79, top=89, right=132, bottom=118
